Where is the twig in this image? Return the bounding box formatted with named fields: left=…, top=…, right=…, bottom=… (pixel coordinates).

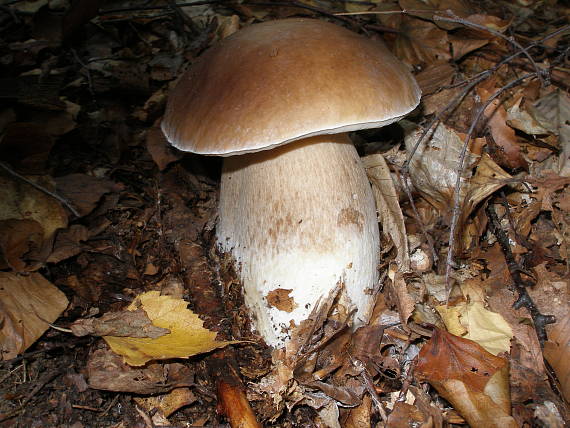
left=445, top=72, right=536, bottom=289
left=0, top=161, right=80, bottom=217
left=99, top=0, right=225, bottom=14
left=335, top=8, right=437, bottom=16
left=485, top=204, right=556, bottom=343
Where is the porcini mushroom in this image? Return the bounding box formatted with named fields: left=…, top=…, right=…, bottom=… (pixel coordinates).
left=162, top=19, right=420, bottom=348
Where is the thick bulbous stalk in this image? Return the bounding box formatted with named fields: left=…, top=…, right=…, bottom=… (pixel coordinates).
left=217, top=134, right=380, bottom=347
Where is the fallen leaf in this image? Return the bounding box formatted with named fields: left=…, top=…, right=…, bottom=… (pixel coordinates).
left=55, top=173, right=124, bottom=216
left=146, top=121, right=183, bottom=171
left=0, top=174, right=68, bottom=240
left=477, top=80, right=528, bottom=170
left=387, top=268, right=416, bottom=325
left=404, top=123, right=510, bottom=239
left=437, top=302, right=513, bottom=355
left=391, top=17, right=451, bottom=65
left=506, top=95, right=549, bottom=135
left=415, top=328, right=517, bottom=428
left=87, top=347, right=193, bottom=394
left=530, top=90, right=570, bottom=177
left=71, top=308, right=170, bottom=338
left=0, top=218, right=44, bottom=271
left=47, top=224, right=89, bottom=264
left=0, top=272, right=68, bottom=360
left=363, top=154, right=409, bottom=271
left=414, top=60, right=456, bottom=95
left=103, top=291, right=236, bottom=366
left=448, top=34, right=489, bottom=60
left=134, top=387, right=197, bottom=420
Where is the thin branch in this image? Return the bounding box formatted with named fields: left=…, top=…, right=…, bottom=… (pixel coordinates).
left=486, top=203, right=556, bottom=343
left=445, top=72, right=536, bottom=288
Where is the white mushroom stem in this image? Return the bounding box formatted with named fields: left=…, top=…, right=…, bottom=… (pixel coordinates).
left=217, top=134, right=380, bottom=348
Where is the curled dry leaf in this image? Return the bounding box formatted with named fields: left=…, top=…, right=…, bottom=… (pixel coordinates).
left=404, top=123, right=511, bottom=238
left=387, top=267, right=416, bottom=326
left=0, top=272, right=68, bottom=360
left=146, top=119, right=183, bottom=171
left=134, top=387, right=197, bottom=421
left=506, top=95, right=549, bottom=135
left=103, top=291, right=237, bottom=366
left=415, top=328, right=517, bottom=428
left=363, top=154, right=409, bottom=271
left=70, top=308, right=170, bottom=338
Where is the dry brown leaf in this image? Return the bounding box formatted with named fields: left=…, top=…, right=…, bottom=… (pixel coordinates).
left=462, top=14, right=511, bottom=35
left=462, top=153, right=512, bottom=224
left=386, top=402, right=429, bottom=427
left=134, top=387, right=197, bottom=420
left=415, top=328, right=517, bottom=428
left=363, top=154, right=409, bottom=271
left=87, top=347, right=194, bottom=394
left=0, top=272, right=68, bottom=360
left=448, top=33, right=489, bottom=60
left=506, top=95, right=549, bottom=135
left=0, top=218, right=45, bottom=271
left=55, top=173, right=124, bottom=217
left=46, top=224, right=89, bottom=264
left=414, top=61, right=456, bottom=96
left=404, top=123, right=510, bottom=236
left=71, top=308, right=170, bottom=338
left=530, top=90, right=570, bottom=177
left=387, top=268, right=416, bottom=325
left=396, top=18, right=451, bottom=65
left=103, top=291, right=236, bottom=366
left=0, top=174, right=68, bottom=240
left=146, top=119, right=183, bottom=171
left=477, top=81, right=528, bottom=170
left=0, top=123, right=55, bottom=174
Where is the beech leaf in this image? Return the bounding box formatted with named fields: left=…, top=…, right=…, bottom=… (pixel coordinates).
left=103, top=291, right=237, bottom=366
left=416, top=328, right=517, bottom=427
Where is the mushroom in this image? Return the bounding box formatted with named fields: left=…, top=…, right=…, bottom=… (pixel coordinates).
left=162, top=18, right=420, bottom=348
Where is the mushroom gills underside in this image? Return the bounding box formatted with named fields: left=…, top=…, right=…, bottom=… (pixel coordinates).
left=217, top=134, right=380, bottom=347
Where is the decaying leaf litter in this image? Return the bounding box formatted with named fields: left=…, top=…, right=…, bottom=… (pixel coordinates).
left=0, top=0, right=569, bottom=426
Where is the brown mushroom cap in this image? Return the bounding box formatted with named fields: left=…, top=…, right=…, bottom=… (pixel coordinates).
left=161, top=18, right=421, bottom=156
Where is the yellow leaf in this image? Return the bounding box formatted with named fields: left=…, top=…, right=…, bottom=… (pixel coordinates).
left=438, top=302, right=513, bottom=355
left=437, top=305, right=467, bottom=336
left=460, top=302, right=513, bottom=356
left=103, top=291, right=235, bottom=366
